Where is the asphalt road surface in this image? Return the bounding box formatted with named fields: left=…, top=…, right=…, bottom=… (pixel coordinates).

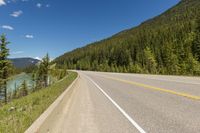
left=36, top=71, right=200, bottom=133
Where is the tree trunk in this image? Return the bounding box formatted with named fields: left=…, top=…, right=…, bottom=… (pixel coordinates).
left=4, top=81, right=7, bottom=104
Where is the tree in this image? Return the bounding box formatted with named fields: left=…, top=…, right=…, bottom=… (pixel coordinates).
left=186, top=54, right=200, bottom=75
left=19, top=80, right=28, bottom=97
left=192, top=17, right=200, bottom=61
left=144, top=47, right=157, bottom=74
left=31, top=72, right=37, bottom=91
left=42, top=54, right=50, bottom=87
left=129, top=64, right=143, bottom=73
left=12, top=82, right=18, bottom=99
left=0, top=34, right=11, bottom=103
left=162, top=44, right=179, bottom=75
left=36, top=54, right=50, bottom=88
left=59, top=67, right=67, bottom=80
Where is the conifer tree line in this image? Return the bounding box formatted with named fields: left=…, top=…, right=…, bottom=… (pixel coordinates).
left=54, top=0, right=200, bottom=76
left=0, top=34, right=11, bottom=103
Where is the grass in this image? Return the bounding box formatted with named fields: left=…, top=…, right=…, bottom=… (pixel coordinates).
left=0, top=71, right=78, bottom=133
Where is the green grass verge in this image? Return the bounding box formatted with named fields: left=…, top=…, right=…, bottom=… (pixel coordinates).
left=0, top=71, right=78, bottom=133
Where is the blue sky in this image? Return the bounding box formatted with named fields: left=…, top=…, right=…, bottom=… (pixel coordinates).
left=0, top=0, right=180, bottom=59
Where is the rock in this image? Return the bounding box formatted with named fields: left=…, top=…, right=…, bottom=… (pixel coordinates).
left=8, top=106, right=15, bottom=112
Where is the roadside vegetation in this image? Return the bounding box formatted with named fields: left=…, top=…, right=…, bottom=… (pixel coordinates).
left=54, top=0, right=200, bottom=76
left=0, top=71, right=77, bottom=133
left=0, top=34, right=78, bottom=132
left=0, top=34, right=69, bottom=105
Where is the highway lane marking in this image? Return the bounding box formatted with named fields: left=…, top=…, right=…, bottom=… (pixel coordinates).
left=104, top=76, right=200, bottom=101
left=82, top=71, right=200, bottom=85
left=109, top=73, right=200, bottom=85
left=85, top=75, right=146, bottom=133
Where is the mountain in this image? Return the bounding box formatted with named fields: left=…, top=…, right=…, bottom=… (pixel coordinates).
left=54, top=0, right=200, bottom=76
left=10, top=58, right=40, bottom=69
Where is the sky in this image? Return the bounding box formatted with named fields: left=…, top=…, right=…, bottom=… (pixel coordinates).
left=0, top=0, right=180, bottom=59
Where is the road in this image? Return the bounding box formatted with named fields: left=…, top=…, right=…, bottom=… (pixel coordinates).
left=35, top=71, right=200, bottom=133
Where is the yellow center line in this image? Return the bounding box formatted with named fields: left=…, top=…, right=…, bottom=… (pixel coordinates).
left=103, top=76, right=200, bottom=101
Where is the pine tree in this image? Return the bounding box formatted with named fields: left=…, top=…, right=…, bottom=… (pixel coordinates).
left=42, top=54, right=50, bottom=87
left=162, top=44, right=179, bottom=75
left=192, top=17, right=200, bottom=61
left=0, top=34, right=11, bottom=103
left=19, top=80, right=28, bottom=97
left=12, top=82, right=18, bottom=99
left=36, top=54, right=50, bottom=88
left=58, top=68, right=67, bottom=80
left=32, top=72, right=37, bottom=91
left=144, top=47, right=157, bottom=74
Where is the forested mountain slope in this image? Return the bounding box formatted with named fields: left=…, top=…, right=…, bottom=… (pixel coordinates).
left=54, top=0, right=200, bottom=75
left=10, top=58, right=40, bottom=69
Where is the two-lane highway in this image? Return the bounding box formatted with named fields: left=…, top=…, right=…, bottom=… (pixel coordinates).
left=35, top=71, right=200, bottom=133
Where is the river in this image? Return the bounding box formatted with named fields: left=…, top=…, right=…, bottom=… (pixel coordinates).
left=7, top=73, right=34, bottom=93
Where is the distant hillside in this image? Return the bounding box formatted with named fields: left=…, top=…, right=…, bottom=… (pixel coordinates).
left=10, top=58, right=40, bottom=69
left=54, top=0, right=200, bottom=76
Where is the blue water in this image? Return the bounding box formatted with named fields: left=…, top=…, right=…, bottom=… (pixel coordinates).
left=6, top=73, right=58, bottom=93
left=7, top=73, right=34, bottom=93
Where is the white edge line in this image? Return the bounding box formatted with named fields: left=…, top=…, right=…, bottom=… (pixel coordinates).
left=85, top=75, right=146, bottom=133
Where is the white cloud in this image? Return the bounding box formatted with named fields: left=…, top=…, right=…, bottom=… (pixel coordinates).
left=1, top=0, right=32, bottom=6
left=0, top=0, right=6, bottom=6
left=36, top=3, right=42, bottom=8
left=25, top=34, right=34, bottom=39
left=1, top=25, right=14, bottom=30
left=10, top=10, right=23, bottom=17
